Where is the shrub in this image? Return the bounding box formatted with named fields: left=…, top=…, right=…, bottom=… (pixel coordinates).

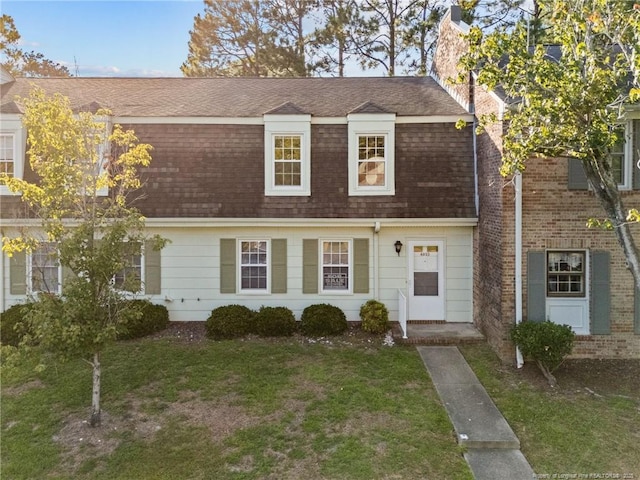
left=300, top=303, right=348, bottom=336
left=359, top=300, right=389, bottom=334
left=254, top=306, right=297, bottom=337
left=510, top=320, right=576, bottom=387
left=118, top=300, right=170, bottom=340
left=206, top=304, right=255, bottom=340
left=0, top=303, right=33, bottom=347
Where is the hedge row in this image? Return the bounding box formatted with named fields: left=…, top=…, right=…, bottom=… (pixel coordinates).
left=205, top=300, right=390, bottom=340
left=0, top=299, right=170, bottom=346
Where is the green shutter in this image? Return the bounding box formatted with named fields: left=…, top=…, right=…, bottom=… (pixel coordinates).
left=9, top=251, right=27, bottom=295
left=144, top=240, right=161, bottom=295
left=220, top=239, right=236, bottom=294
left=302, top=239, right=318, bottom=294
left=527, top=251, right=546, bottom=322
left=635, top=286, right=640, bottom=335
left=61, top=266, right=74, bottom=288
left=271, top=239, right=287, bottom=294
left=591, top=251, right=611, bottom=335
left=353, top=238, right=369, bottom=294
left=568, top=158, right=589, bottom=190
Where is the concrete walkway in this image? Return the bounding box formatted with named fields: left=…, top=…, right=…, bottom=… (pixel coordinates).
left=417, top=346, right=535, bottom=480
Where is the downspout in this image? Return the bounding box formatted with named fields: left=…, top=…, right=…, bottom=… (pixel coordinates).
left=515, top=172, right=524, bottom=368
left=471, top=105, right=479, bottom=216
left=0, top=243, right=4, bottom=311
left=374, top=221, right=380, bottom=299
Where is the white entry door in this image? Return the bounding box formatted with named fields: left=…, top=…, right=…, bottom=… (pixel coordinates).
left=408, top=240, right=445, bottom=321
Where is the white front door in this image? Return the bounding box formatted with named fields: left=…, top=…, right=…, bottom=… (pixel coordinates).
left=408, top=240, right=445, bottom=321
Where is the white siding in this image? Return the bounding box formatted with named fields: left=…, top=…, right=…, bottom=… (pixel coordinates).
left=1, top=224, right=474, bottom=323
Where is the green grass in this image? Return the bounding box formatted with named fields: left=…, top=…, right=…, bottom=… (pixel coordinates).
left=2, top=336, right=472, bottom=480
left=461, top=345, right=640, bottom=477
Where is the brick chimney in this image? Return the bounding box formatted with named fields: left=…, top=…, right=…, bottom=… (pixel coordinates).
left=431, top=5, right=472, bottom=112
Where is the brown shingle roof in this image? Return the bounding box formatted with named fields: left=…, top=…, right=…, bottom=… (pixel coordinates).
left=0, top=76, right=468, bottom=117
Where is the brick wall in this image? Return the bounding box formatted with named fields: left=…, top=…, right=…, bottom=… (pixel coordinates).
left=521, top=157, right=640, bottom=359
left=431, top=9, right=472, bottom=109
left=473, top=87, right=516, bottom=361
left=435, top=6, right=640, bottom=361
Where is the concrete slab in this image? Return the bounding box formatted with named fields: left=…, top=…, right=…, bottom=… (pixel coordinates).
left=464, top=449, right=535, bottom=480
left=417, top=346, right=520, bottom=449
left=417, top=346, right=534, bottom=478
left=417, top=346, right=480, bottom=385
left=435, top=383, right=520, bottom=449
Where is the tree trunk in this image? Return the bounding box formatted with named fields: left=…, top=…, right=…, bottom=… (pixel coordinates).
left=583, top=159, right=640, bottom=290
left=535, top=359, right=557, bottom=387
left=90, top=351, right=101, bottom=427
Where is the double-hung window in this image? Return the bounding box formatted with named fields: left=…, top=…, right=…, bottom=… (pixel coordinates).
left=610, top=119, right=638, bottom=190
left=264, top=114, right=311, bottom=196
left=29, top=243, right=61, bottom=294
left=348, top=113, right=395, bottom=195
left=274, top=135, right=302, bottom=186
left=321, top=240, right=351, bottom=293
left=0, top=134, right=14, bottom=178
left=547, top=251, right=585, bottom=297
left=114, top=244, right=143, bottom=293
left=240, top=240, right=269, bottom=292
left=0, top=117, right=26, bottom=195
left=357, top=135, right=387, bottom=187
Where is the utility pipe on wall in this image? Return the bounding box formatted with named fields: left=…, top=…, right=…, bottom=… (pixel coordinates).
left=374, top=221, right=380, bottom=299
left=515, top=172, right=524, bottom=368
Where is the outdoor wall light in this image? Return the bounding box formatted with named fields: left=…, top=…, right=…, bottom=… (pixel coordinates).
left=394, top=240, right=403, bottom=256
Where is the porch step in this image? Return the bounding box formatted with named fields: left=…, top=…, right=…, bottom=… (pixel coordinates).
left=392, top=322, right=485, bottom=346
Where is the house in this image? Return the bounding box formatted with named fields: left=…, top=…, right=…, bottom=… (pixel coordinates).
left=431, top=6, right=640, bottom=359
left=3, top=6, right=637, bottom=361
left=0, top=71, right=478, bottom=331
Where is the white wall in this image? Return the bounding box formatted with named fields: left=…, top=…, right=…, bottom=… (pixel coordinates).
left=2, top=225, right=474, bottom=323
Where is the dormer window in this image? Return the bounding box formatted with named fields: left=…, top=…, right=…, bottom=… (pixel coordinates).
left=357, top=135, right=387, bottom=187
left=264, top=104, right=311, bottom=196
left=0, top=117, right=26, bottom=195
left=0, top=134, right=14, bottom=177
left=347, top=106, right=395, bottom=196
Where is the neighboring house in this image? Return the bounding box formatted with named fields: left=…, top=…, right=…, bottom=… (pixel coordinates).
left=0, top=71, right=477, bottom=328
left=432, top=6, right=640, bottom=359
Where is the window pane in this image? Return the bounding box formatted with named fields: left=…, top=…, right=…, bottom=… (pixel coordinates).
left=114, top=253, right=142, bottom=292
left=274, top=135, right=302, bottom=187
left=322, top=241, right=349, bottom=291
left=547, top=251, right=585, bottom=297
left=357, top=135, right=386, bottom=187
left=31, top=243, right=59, bottom=293
left=609, top=125, right=627, bottom=185
left=0, top=134, right=14, bottom=178
left=240, top=241, right=268, bottom=290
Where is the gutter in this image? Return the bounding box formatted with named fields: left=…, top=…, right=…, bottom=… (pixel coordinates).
left=0, top=242, right=4, bottom=312
left=515, top=172, right=524, bottom=368
left=374, top=221, right=380, bottom=300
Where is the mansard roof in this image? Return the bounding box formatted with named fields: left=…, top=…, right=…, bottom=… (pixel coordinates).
left=1, top=76, right=468, bottom=118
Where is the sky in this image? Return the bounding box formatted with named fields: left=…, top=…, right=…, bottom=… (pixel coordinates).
left=2, top=1, right=206, bottom=77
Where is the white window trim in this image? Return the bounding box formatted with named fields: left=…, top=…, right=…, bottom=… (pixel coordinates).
left=545, top=249, right=590, bottom=335
left=615, top=120, right=634, bottom=191
left=348, top=113, right=396, bottom=196
left=319, top=239, right=352, bottom=295
left=238, top=239, right=270, bottom=294
left=264, top=114, right=311, bottom=196
left=0, top=116, right=26, bottom=196
left=28, top=244, right=62, bottom=295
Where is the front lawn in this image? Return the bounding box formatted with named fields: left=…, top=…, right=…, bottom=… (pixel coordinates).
left=461, top=345, right=640, bottom=478
left=1, top=331, right=472, bottom=480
